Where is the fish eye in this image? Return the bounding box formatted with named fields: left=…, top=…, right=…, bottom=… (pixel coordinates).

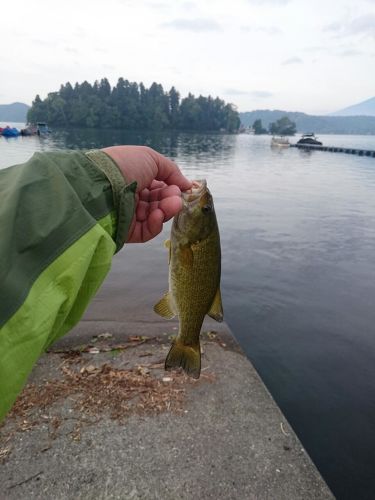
left=202, top=204, right=212, bottom=214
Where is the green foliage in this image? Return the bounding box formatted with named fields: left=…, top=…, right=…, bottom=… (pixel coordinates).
left=253, top=119, right=268, bottom=135
left=269, top=116, right=296, bottom=136
left=27, top=78, right=240, bottom=132
left=240, top=109, right=375, bottom=135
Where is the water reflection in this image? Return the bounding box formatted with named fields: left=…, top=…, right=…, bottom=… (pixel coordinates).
left=0, top=128, right=237, bottom=171
left=51, top=127, right=181, bottom=154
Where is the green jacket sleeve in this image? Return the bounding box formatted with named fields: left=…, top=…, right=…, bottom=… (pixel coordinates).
left=0, top=150, right=137, bottom=422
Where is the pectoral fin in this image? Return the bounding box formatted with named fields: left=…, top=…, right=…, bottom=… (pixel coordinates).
left=207, top=288, right=224, bottom=322
left=180, top=246, right=193, bottom=267
left=154, top=292, right=175, bottom=319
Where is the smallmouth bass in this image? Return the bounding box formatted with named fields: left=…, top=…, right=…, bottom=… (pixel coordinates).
left=154, top=179, right=223, bottom=378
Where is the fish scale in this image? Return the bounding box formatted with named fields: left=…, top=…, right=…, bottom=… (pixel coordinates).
left=172, top=235, right=220, bottom=342
left=154, top=179, right=223, bottom=378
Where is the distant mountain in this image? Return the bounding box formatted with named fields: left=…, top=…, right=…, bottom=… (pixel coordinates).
left=0, top=102, right=30, bottom=122
left=331, top=97, right=375, bottom=117
left=240, top=109, right=375, bottom=135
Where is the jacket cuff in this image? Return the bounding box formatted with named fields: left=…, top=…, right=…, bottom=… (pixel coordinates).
left=85, top=150, right=137, bottom=252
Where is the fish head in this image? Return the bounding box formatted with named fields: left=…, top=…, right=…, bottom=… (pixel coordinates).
left=173, top=179, right=217, bottom=243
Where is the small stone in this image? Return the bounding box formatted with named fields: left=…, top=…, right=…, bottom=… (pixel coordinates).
left=87, top=347, right=100, bottom=354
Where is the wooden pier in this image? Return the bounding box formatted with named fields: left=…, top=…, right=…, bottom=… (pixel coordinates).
left=290, top=143, right=375, bottom=157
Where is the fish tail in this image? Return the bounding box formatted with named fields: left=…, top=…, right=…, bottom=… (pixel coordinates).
left=165, top=340, right=201, bottom=379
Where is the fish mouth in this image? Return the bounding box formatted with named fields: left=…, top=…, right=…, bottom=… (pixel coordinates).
left=182, top=179, right=207, bottom=204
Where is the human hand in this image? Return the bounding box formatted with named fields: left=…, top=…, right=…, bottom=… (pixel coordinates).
left=102, top=146, right=192, bottom=243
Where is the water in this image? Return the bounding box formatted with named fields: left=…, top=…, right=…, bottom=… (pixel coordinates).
left=1, top=128, right=375, bottom=499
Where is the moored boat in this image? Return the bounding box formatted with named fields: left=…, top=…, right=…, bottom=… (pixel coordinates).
left=1, top=126, right=20, bottom=137
left=271, top=135, right=290, bottom=148
left=36, top=122, right=50, bottom=135
left=21, top=125, right=36, bottom=136
left=297, top=133, right=322, bottom=146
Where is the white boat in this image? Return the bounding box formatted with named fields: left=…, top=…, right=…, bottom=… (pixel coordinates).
left=271, top=136, right=290, bottom=148
left=239, top=126, right=255, bottom=134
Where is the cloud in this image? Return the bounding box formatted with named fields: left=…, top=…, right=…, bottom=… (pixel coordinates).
left=250, top=90, right=273, bottom=98
left=347, top=14, right=375, bottom=38
left=303, top=44, right=364, bottom=58
left=224, top=88, right=248, bottom=95
left=161, top=18, right=222, bottom=32
left=241, top=25, right=282, bottom=35
left=282, top=56, right=303, bottom=65
left=94, top=47, right=109, bottom=53
left=182, top=1, right=196, bottom=9
left=303, top=45, right=326, bottom=53
left=224, top=88, right=273, bottom=98
left=64, top=47, right=78, bottom=54
left=146, top=1, right=169, bottom=9
left=323, top=22, right=341, bottom=33
left=338, top=48, right=364, bottom=57
left=32, top=39, right=56, bottom=47
left=247, top=0, right=291, bottom=4
left=323, top=14, right=375, bottom=39
left=102, top=64, right=116, bottom=71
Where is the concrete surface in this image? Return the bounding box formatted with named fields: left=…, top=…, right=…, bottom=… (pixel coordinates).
left=0, top=328, right=333, bottom=499
left=0, top=245, right=334, bottom=499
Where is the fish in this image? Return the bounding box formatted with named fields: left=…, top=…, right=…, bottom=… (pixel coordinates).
left=153, top=179, right=223, bottom=378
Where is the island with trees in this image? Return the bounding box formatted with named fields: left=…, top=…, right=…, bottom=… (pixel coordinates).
left=269, top=116, right=296, bottom=135
left=27, top=78, right=240, bottom=133
left=252, top=116, right=296, bottom=135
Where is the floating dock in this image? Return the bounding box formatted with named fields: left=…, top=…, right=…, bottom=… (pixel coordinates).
left=291, top=143, right=375, bottom=157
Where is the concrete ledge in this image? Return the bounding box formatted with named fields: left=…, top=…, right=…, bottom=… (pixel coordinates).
left=0, top=322, right=333, bottom=499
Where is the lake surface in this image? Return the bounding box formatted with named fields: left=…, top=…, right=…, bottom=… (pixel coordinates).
left=1, top=128, right=375, bottom=499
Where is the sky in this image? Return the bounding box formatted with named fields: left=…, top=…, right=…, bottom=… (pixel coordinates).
left=1, top=0, right=374, bottom=114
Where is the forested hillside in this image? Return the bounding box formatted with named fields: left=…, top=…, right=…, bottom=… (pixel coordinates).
left=0, top=102, right=29, bottom=122
left=240, top=110, right=375, bottom=135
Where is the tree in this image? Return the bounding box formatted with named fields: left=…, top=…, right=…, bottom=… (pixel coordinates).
left=98, top=78, right=111, bottom=100
left=27, top=95, right=46, bottom=123
left=253, top=119, right=268, bottom=135
left=169, top=86, right=180, bottom=128
left=179, top=93, right=201, bottom=130
left=269, top=116, right=296, bottom=136
left=225, top=103, right=241, bottom=133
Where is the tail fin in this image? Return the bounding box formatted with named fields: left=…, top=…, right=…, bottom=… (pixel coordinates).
left=165, top=341, right=201, bottom=379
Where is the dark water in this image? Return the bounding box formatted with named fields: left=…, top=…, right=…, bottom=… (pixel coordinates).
left=2, top=128, right=375, bottom=499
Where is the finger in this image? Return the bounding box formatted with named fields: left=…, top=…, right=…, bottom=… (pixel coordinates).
left=149, top=150, right=193, bottom=191
left=139, top=188, right=150, bottom=202
left=136, top=200, right=149, bottom=222
left=158, top=195, right=183, bottom=221
left=149, top=200, right=159, bottom=212
left=149, top=184, right=181, bottom=202
left=127, top=221, right=142, bottom=243
left=149, top=179, right=166, bottom=190
left=142, top=209, right=164, bottom=242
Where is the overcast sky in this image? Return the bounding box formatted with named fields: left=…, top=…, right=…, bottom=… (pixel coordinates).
left=1, top=0, right=374, bottom=114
